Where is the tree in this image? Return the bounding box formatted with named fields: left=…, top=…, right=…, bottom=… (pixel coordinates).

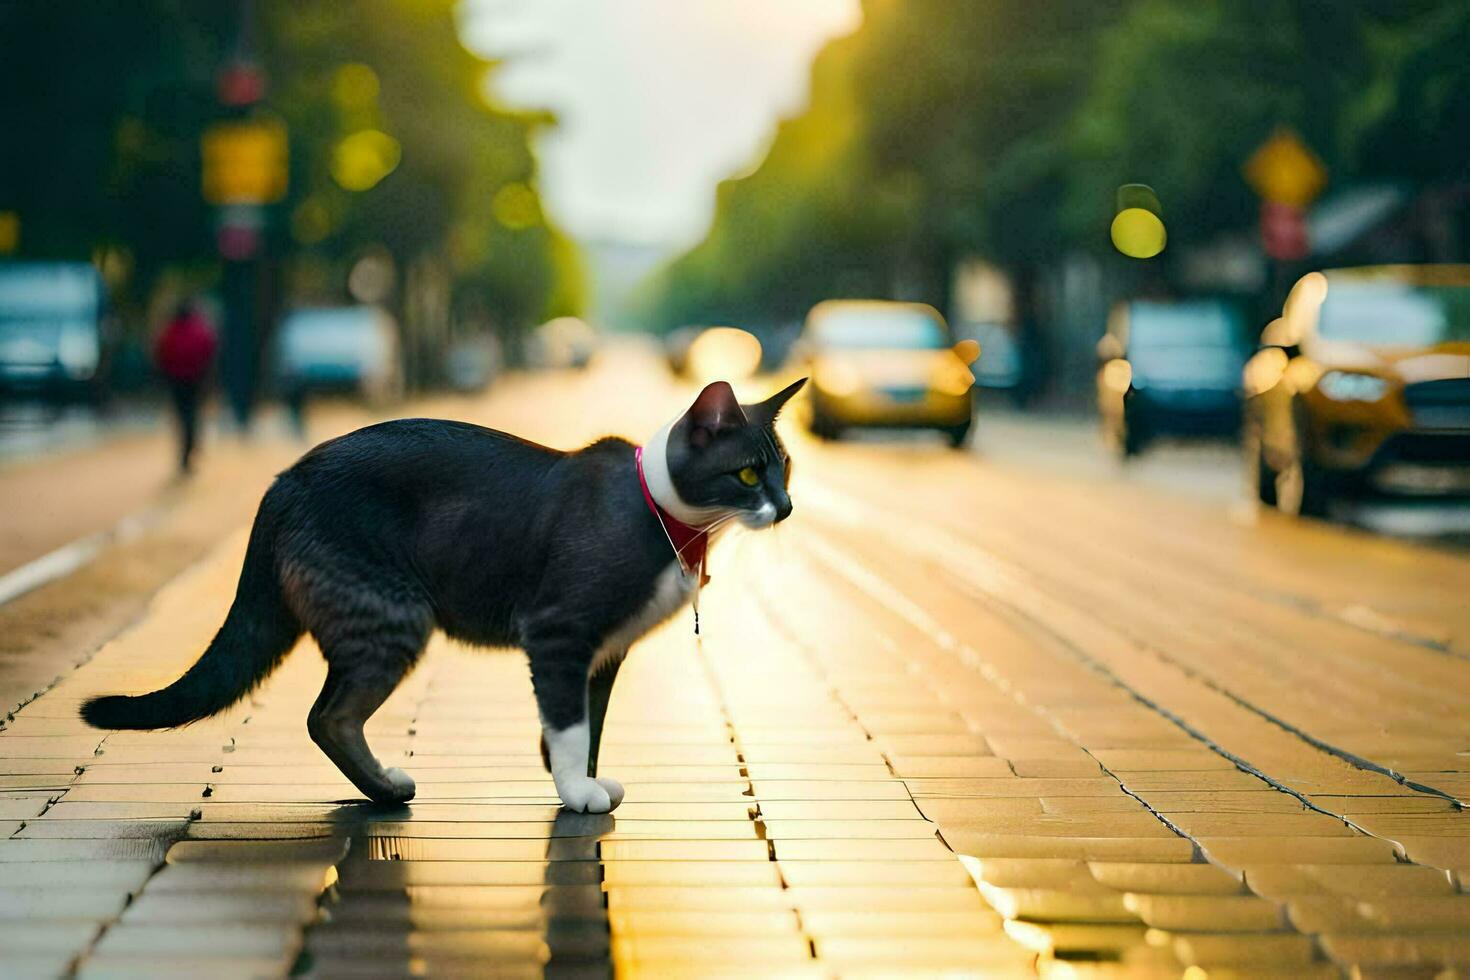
left=647, top=0, right=1468, bottom=394
left=0, top=0, right=581, bottom=370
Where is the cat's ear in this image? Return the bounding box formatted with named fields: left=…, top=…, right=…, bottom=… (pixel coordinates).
left=685, top=381, right=746, bottom=448
left=745, top=377, right=807, bottom=426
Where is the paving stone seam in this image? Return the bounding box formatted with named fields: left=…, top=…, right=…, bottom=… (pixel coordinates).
left=910, top=541, right=1467, bottom=805
left=1056, top=617, right=1466, bottom=808
left=689, top=627, right=820, bottom=964
left=885, top=517, right=1470, bottom=800
left=804, top=486, right=1467, bottom=810
left=928, top=541, right=1467, bottom=809
left=947, top=449, right=1470, bottom=662
left=748, top=544, right=1224, bottom=973
left=752, top=540, right=1206, bottom=966
left=1242, top=584, right=1466, bottom=661
left=748, top=574, right=976, bottom=846
left=785, top=533, right=1470, bottom=968
left=814, top=447, right=1469, bottom=664
left=923, top=500, right=1468, bottom=716
left=811, top=478, right=1464, bottom=758
left=795, top=528, right=1445, bottom=879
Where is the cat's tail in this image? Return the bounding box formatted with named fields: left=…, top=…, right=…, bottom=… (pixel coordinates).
left=81, top=496, right=301, bottom=730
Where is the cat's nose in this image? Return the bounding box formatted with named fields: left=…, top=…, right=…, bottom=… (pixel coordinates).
left=774, top=493, right=793, bottom=523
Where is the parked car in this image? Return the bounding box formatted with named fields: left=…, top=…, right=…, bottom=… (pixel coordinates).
left=1243, top=265, right=1470, bottom=516
left=796, top=300, right=977, bottom=447
left=1097, top=298, right=1248, bottom=456
left=0, top=261, right=108, bottom=401
left=273, top=306, right=403, bottom=405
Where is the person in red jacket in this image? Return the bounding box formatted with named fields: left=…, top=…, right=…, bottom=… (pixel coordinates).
left=153, top=299, right=218, bottom=474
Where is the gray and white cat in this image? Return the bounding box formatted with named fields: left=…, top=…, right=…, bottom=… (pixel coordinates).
left=83, top=379, right=804, bottom=813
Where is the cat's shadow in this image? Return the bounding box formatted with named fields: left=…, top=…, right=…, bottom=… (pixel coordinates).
left=543, top=809, right=617, bottom=970
left=316, top=802, right=617, bottom=970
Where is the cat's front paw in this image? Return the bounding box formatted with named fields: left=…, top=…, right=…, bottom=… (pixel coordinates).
left=555, top=775, right=614, bottom=813
left=379, top=767, right=417, bottom=804
left=595, top=776, right=625, bottom=810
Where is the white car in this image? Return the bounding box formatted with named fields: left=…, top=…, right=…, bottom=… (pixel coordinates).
left=274, top=306, right=403, bottom=405
left=0, top=262, right=107, bottom=401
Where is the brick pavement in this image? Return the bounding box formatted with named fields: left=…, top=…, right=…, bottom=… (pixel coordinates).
left=3, top=376, right=1469, bottom=977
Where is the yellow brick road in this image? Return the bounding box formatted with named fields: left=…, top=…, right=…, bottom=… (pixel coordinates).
left=2, top=351, right=1468, bottom=978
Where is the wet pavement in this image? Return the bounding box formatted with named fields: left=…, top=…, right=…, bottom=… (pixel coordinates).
left=2, top=349, right=1469, bottom=977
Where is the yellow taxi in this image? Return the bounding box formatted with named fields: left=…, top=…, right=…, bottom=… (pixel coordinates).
left=797, top=300, right=978, bottom=447
left=1243, top=265, right=1470, bottom=516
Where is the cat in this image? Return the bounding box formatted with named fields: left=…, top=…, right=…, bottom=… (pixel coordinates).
left=81, top=378, right=804, bottom=813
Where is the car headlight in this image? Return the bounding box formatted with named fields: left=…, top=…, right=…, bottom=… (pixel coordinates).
left=1316, top=370, right=1389, bottom=402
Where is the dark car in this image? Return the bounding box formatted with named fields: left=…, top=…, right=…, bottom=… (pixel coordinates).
left=1243, top=265, right=1470, bottom=516
left=0, top=262, right=108, bottom=401
left=1097, top=298, right=1247, bottom=456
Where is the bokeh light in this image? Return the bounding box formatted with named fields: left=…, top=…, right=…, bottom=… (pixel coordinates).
left=331, top=130, right=401, bottom=192
left=492, top=182, right=542, bottom=230
left=1111, top=207, right=1166, bottom=259
left=1111, top=183, right=1166, bottom=259
left=687, top=327, right=763, bottom=383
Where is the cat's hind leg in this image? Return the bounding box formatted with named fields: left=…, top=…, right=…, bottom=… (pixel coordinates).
left=308, top=630, right=425, bottom=805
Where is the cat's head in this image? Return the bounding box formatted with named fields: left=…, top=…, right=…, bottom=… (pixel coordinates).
left=645, top=378, right=806, bottom=530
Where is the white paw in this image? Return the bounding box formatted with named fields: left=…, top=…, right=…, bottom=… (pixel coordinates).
left=383, top=767, right=417, bottom=803
left=556, top=774, right=613, bottom=813
left=594, top=776, right=625, bottom=810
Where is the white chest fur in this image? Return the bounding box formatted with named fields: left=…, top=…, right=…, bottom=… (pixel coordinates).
left=589, top=562, right=695, bottom=676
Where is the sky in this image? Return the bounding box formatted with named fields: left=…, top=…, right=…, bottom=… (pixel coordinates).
left=459, top=0, right=862, bottom=251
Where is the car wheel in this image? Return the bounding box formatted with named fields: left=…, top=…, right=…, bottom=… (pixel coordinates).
left=1121, top=420, right=1148, bottom=458
left=945, top=422, right=971, bottom=449
left=1118, top=398, right=1150, bottom=458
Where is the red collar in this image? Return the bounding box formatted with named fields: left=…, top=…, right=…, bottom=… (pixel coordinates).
left=635, top=445, right=710, bottom=582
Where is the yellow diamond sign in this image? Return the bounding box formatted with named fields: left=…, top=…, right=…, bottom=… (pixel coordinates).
left=1244, top=128, right=1327, bottom=208
left=0, top=211, right=18, bottom=254
left=202, top=118, right=289, bottom=206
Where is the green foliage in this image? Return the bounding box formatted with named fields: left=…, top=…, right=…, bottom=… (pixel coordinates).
left=648, top=0, right=1468, bottom=333
left=0, top=0, right=580, bottom=336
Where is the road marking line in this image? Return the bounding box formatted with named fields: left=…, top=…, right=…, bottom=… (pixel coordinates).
left=0, top=503, right=169, bottom=607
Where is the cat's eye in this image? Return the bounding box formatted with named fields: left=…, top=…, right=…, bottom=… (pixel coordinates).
left=737, top=466, right=760, bottom=487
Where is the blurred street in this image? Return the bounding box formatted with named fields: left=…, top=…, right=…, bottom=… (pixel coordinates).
left=3, top=346, right=1468, bottom=978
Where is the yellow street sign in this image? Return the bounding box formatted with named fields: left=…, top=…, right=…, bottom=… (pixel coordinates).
left=202, top=118, right=289, bottom=206
left=1244, top=128, right=1326, bottom=207
left=0, top=211, right=18, bottom=254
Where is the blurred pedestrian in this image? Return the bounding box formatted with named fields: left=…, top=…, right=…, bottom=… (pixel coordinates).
left=154, top=299, right=217, bottom=474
